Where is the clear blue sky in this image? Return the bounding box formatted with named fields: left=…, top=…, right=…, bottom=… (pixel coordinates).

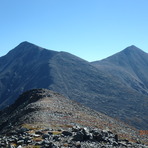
left=0, top=0, right=148, bottom=61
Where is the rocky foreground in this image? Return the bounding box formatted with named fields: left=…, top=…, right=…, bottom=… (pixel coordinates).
left=0, top=89, right=147, bottom=147
left=0, top=125, right=147, bottom=148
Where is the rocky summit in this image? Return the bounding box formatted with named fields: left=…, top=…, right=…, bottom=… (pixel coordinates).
left=0, top=89, right=147, bottom=147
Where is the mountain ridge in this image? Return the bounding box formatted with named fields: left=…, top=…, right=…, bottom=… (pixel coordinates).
left=0, top=89, right=147, bottom=147
left=92, top=45, right=148, bottom=94
left=0, top=42, right=148, bottom=130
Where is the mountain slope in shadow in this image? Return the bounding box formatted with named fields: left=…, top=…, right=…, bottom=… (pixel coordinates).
left=92, top=45, right=148, bottom=95
left=0, top=42, right=147, bottom=130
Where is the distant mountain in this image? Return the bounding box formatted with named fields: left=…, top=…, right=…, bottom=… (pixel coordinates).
left=0, top=41, right=58, bottom=107
left=92, top=45, right=148, bottom=95
left=1, top=89, right=147, bottom=146
left=0, top=42, right=148, bottom=129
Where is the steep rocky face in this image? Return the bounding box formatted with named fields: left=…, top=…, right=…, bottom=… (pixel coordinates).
left=0, top=89, right=147, bottom=147
left=0, top=42, right=148, bottom=130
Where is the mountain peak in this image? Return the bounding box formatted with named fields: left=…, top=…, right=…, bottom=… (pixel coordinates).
left=122, top=45, right=144, bottom=55
left=19, top=41, right=32, bottom=45
left=16, top=41, right=42, bottom=50
left=128, top=45, right=138, bottom=48
left=6, top=41, right=46, bottom=59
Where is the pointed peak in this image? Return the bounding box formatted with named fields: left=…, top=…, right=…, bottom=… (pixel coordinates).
left=14, top=41, right=45, bottom=52
left=5, top=41, right=46, bottom=58
left=20, top=41, right=31, bottom=44
left=17, top=41, right=39, bottom=48
left=122, top=45, right=145, bottom=55
left=129, top=45, right=137, bottom=48
left=125, top=45, right=142, bottom=50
